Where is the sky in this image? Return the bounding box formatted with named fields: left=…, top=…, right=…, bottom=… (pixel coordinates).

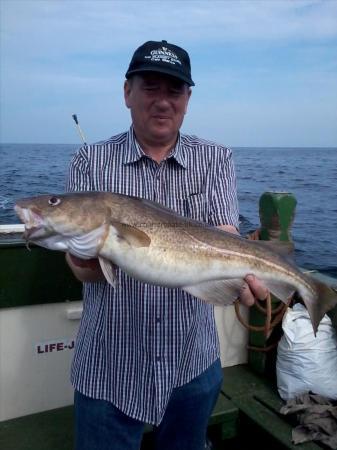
left=1, top=0, right=337, bottom=146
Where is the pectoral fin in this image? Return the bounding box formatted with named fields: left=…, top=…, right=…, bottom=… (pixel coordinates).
left=111, top=222, right=151, bottom=248
left=99, top=257, right=117, bottom=287
left=183, top=279, right=244, bottom=306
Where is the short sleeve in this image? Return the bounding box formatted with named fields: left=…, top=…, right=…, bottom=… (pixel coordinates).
left=209, top=148, right=239, bottom=229
left=66, top=146, right=92, bottom=193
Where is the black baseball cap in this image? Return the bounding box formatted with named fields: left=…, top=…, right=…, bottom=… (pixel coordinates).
left=125, top=40, right=195, bottom=86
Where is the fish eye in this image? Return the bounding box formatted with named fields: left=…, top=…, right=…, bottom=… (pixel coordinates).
left=48, top=196, right=61, bottom=207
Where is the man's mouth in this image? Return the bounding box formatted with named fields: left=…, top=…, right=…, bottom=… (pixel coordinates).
left=152, top=115, right=171, bottom=120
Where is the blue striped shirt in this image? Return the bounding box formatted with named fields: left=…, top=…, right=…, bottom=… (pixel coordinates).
left=66, top=126, right=239, bottom=425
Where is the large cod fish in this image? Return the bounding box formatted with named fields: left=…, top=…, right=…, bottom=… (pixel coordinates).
left=15, top=192, right=337, bottom=334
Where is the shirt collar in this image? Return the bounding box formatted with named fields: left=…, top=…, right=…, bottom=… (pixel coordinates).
left=123, top=126, right=187, bottom=169
left=123, top=126, right=145, bottom=164
left=168, top=133, right=187, bottom=169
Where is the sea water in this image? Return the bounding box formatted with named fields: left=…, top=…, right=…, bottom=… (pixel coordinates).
left=0, top=144, right=336, bottom=276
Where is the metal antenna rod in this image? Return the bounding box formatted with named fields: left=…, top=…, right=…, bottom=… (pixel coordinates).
left=72, top=114, right=87, bottom=145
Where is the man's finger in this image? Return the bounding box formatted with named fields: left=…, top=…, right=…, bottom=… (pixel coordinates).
left=239, top=282, right=255, bottom=307
left=245, top=274, right=268, bottom=301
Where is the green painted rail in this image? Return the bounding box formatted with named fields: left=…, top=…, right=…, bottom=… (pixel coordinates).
left=0, top=236, right=82, bottom=309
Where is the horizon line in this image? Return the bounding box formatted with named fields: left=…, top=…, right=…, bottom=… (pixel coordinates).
left=1, top=142, right=337, bottom=149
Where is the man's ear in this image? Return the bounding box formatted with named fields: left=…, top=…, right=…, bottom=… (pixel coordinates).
left=184, top=88, right=192, bottom=114
left=124, top=80, right=132, bottom=109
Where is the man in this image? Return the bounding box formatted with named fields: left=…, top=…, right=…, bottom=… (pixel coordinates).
left=66, top=40, right=267, bottom=450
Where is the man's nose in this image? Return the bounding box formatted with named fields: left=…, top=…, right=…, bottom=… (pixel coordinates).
left=154, top=92, right=171, bottom=108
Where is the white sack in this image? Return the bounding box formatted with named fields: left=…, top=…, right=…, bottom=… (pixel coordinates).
left=276, top=303, right=337, bottom=401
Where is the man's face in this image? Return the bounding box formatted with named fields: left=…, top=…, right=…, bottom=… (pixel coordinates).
left=124, top=73, right=191, bottom=145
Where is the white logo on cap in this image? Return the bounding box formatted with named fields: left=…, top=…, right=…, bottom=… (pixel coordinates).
left=145, top=46, right=182, bottom=66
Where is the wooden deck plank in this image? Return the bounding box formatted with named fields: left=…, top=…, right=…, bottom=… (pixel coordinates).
left=221, top=364, right=277, bottom=399
left=222, top=365, right=324, bottom=450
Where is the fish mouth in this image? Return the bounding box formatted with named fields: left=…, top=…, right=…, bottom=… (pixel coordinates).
left=14, top=205, right=48, bottom=240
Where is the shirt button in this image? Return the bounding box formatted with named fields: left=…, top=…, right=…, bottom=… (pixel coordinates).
left=155, top=356, right=161, bottom=362
left=156, top=317, right=161, bottom=324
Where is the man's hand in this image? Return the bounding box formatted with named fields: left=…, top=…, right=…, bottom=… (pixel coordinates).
left=217, top=224, right=269, bottom=307
left=239, top=275, right=268, bottom=307
left=65, top=253, right=105, bottom=283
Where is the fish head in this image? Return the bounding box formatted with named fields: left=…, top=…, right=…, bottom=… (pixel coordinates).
left=14, top=192, right=112, bottom=250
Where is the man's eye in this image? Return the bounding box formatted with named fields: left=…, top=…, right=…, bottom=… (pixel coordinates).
left=170, top=89, right=184, bottom=95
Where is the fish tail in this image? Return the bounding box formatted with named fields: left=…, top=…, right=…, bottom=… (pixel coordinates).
left=306, top=279, right=337, bottom=335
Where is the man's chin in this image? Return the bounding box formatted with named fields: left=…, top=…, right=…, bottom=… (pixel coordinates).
left=149, top=124, right=177, bottom=141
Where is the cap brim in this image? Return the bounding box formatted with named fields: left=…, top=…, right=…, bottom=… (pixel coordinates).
left=126, top=66, right=195, bottom=86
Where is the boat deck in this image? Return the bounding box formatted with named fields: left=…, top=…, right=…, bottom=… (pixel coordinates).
left=0, top=365, right=327, bottom=450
